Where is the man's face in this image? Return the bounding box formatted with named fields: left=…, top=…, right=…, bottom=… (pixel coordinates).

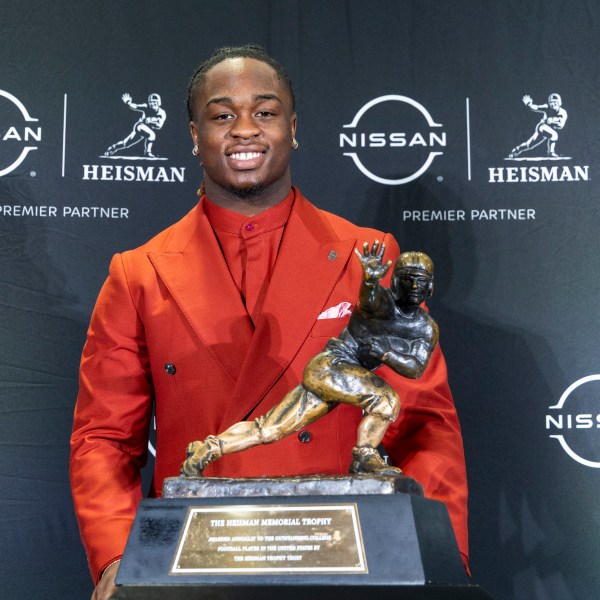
left=189, top=58, right=297, bottom=199
left=392, top=268, right=432, bottom=308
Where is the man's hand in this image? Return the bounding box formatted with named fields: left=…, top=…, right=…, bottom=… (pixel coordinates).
left=121, top=93, right=132, bottom=105
left=91, top=560, right=120, bottom=600
left=354, top=240, right=392, bottom=286
left=522, top=94, right=532, bottom=107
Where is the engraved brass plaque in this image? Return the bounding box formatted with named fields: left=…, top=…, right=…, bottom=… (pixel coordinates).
left=171, top=503, right=367, bottom=575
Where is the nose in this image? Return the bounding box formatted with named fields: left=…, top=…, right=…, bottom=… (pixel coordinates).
left=230, top=112, right=261, bottom=139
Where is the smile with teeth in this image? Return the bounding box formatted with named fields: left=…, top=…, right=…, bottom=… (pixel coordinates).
left=228, top=151, right=264, bottom=161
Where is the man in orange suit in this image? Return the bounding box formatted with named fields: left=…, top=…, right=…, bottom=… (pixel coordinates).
left=70, top=45, right=469, bottom=600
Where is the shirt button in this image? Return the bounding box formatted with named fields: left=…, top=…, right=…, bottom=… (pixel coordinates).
left=298, top=430, right=312, bottom=443
left=245, top=223, right=255, bottom=231
left=164, top=363, right=176, bottom=375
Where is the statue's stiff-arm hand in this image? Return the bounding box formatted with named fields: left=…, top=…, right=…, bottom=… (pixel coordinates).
left=354, top=240, right=392, bottom=285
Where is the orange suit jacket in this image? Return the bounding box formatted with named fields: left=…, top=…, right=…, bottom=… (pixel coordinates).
left=70, top=187, right=468, bottom=582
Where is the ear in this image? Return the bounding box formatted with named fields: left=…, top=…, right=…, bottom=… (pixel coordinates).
left=189, top=121, right=199, bottom=147
left=427, top=278, right=434, bottom=298
left=290, top=112, right=297, bottom=140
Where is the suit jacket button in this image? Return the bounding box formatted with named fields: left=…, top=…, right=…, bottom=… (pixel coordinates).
left=164, top=363, right=176, bottom=375
left=298, top=430, right=312, bottom=443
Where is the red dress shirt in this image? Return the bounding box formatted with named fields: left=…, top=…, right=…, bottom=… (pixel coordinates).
left=204, top=190, right=294, bottom=328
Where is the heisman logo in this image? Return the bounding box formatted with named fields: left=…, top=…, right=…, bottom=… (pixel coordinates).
left=546, top=375, right=600, bottom=468
left=104, top=93, right=167, bottom=160
left=0, top=90, right=41, bottom=177
left=508, top=94, right=568, bottom=160
left=82, top=92, right=186, bottom=183
left=340, top=95, right=446, bottom=185
left=489, top=92, right=589, bottom=183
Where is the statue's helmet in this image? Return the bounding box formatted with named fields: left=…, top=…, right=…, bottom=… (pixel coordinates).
left=395, top=251, right=434, bottom=275
left=392, top=251, right=434, bottom=299
left=548, top=93, right=562, bottom=107
left=148, top=93, right=162, bottom=106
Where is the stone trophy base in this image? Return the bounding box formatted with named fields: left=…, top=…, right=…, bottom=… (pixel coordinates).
left=162, top=472, right=425, bottom=498
left=114, top=474, right=493, bottom=599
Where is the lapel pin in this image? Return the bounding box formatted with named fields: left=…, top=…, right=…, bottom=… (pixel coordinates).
left=327, top=251, right=337, bottom=261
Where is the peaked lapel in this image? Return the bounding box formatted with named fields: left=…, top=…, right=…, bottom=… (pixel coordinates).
left=219, top=190, right=357, bottom=429
left=148, top=201, right=254, bottom=384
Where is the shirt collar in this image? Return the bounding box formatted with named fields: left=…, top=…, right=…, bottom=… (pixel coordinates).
left=203, top=188, right=295, bottom=235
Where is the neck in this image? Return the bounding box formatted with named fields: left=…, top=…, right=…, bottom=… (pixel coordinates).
left=397, top=304, right=420, bottom=317
left=203, top=176, right=292, bottom=217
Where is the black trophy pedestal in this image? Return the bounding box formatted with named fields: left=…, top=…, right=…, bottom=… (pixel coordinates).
left=114, top=474, right=493, bottom=599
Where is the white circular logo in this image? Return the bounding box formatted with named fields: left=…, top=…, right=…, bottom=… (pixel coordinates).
left=0, top=90, right=41, bottom=177
left=340, top=95, right=445, bottom=185
left=546, top=375, right=600, bottom=468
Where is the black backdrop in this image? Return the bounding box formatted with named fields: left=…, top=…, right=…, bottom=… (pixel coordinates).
left=1, top=2, right=599, bottom=599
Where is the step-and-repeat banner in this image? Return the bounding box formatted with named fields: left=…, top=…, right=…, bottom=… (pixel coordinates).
left=1, top=2, right=598, bottom=599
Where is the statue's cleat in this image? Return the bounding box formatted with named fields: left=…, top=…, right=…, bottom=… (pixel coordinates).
left=349, top=446, right=403, bottom=476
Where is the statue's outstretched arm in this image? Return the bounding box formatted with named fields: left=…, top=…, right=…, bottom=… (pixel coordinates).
left=354, top=240, right=392, bottom=313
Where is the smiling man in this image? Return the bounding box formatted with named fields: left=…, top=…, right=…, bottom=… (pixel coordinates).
left=188, top=55, right=296, bottom=210
left=70, top=46, right=469, bottom=600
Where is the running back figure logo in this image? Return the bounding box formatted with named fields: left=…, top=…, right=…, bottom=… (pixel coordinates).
left=508, top=94, right=568, bottom=159
left=104, top=93, right=167, bottom=159
left=181, top=244, right=438, bottom=478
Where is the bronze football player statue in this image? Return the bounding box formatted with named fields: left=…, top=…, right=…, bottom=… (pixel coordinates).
left=181, top=242, right=438, bottom=477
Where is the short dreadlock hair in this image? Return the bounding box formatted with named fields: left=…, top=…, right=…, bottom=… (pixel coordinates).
left=186, top=44, right=296, bottom=121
